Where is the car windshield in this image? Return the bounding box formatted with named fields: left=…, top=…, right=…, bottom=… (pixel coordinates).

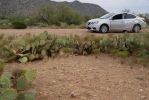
left=100, top=13, right=115, bottom=19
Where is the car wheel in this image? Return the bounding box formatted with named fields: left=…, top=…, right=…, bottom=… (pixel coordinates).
left=100, top=25, right=109, bottom=33
left=132, top=24, right=141, bottom=33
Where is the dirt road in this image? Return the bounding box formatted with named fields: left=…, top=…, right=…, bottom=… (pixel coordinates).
left=0, top=28, right=148, bottom=37
left=5, top=55, right=149, bottom=100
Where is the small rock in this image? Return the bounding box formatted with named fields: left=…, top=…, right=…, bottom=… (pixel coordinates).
left=58, top=95, right=62, bottom=98
left=139, top=89, right=143, bottom=92
left=141, top=95, right=146, bottom=100
left=53, top=67, right=57, bottom=69
left=70, top=91, right=79, bottom=98
left=136, top=76, right=144, bottom=81
left=39, top=92, right=42, bottom=95
left=52, top=80, right=56, bottom=83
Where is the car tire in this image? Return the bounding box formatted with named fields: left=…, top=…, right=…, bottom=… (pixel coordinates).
left=132, top=24, right=141, bottom=33
left=100, top=25, right=109, bottom=33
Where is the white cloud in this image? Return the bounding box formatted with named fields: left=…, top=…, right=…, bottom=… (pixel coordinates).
left=53, top=0, right=149, bottom=13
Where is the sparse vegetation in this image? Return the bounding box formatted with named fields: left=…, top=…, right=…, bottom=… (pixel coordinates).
left=37, top=4, right=85, bottom=27
left=11, top=21, right=27, bottom=29
left=0, top=32, right=148, bottom=64
left=138, top=13, right=149, bottom=25
left=0, top=4, right=87, bottom=29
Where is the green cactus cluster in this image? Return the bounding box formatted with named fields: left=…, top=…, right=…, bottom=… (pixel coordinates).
left=0, top=32, right=149, bottom=63
left=0, top=62, right=5, bottom=76
left=0, top=63, right=37, bottom=100
left=73, top=35, right=95, bottom=55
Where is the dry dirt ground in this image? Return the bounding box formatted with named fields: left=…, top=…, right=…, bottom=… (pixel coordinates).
left=5, top=55, right=149, bottom=100
left=0, top=29, right=95, bottom=36
left=2, top=28, right=149, bottom=100
left=0, top=28, right=148, bottom=37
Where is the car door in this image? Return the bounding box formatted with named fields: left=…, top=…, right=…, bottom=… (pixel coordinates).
left=110, top=14, right=125, bottom=31
left=123, top=13, right=136, bottom=30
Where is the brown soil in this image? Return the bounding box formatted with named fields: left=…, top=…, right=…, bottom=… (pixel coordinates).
left=0, top=29, right=93, bottom=36
left=5, top=55, right=149, bottom=100
left=0, top=28, right=148, bottom=37
left=2, top=28, right=149, bottom=100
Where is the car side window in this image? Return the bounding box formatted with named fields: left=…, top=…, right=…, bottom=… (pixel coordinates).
left=112, top=14, right=123, bottom=20
left=125, top=14, right=136, bottom=19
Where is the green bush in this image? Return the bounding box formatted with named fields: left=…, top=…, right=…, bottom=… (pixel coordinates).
left=38, top=4, right=84, bottom=26
left=0, top=3, right=87, bottom=28
left=11, top=21, right=27, bottom=29
left=58, top=5, right=84, bottom=25
left=0, top=19, right=12, bottom=29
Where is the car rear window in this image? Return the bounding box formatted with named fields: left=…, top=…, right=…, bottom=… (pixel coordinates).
left=125, top=14, right=136, bottom=19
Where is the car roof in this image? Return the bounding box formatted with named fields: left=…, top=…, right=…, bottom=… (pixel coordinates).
left=113, top=12, right=136, bottom=15
left=109, top=12, right=137, bottom=17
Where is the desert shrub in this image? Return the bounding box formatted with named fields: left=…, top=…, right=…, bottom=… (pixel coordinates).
left=0, top=63, right=36, bottom=100
left=0, top=32, right=148, bottom=63
left=110, top=49, right=129, bottom=58
left=0, top=34, right=15, bottom=61
left=73, top=35, right=97, bottom=55
left=0, top=17, right=32, bottom=29
left=24, top=17, right=39, bottom=26
left=138, top=13, right=149, bottom=25
left=60, top=22, right=69, bottom=28
left=38, top=4, right=61, bottom=26
left=38, top=4, right=84, bottom=26
left=0, top=19, right=12, bottom=29
left=60, top=48, right=73, bottom=54
left=0, top=3, right=86, bottom=28
left=11, top=21, right=27, bottom=29
left=73, top=41, right=94, bottom=55
left=58, top=5, right=84, bottom=25
left=138, top=33, right=149, bottom=58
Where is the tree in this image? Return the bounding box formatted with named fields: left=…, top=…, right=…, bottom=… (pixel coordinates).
left=38, top=4, right=60, bottom=25
left=38, top=4, right=84, bottom=26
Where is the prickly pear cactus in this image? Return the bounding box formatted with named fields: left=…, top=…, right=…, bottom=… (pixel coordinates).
left=0, top=89, right=17, bottom=100
left=24, top=70, right=36, bottom=83
left=17, top=90, right=36, bottom=100
left=0, top=61, right=36, bottom=100
left=0, top=61, right=5, bottom=75
left=28, top=54, right=36, bottom=61
left=0, top=73, right=11, bottom=88
left=24, top=90, right=36, bottom=100
left=17, top=75, right=28, bottom=91
left=18, top=57, right=28, bottom=63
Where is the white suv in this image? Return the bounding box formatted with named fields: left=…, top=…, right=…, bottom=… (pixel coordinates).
left=86, top=13, right=147, bottom=33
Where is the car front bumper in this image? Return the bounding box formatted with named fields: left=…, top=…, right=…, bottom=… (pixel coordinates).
left=86, top=24, right=100, bottom=32
left=87, top=27, right=97, bottom=31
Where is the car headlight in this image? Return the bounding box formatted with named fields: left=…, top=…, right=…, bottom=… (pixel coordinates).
left=94, top=21, right=99, bottom=24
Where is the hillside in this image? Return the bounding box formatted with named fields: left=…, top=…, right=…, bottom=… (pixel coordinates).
left=0, top=0, right=107, bottom=17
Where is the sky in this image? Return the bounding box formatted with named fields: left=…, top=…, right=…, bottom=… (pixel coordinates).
left=53, top=0, right=149, bottom=13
